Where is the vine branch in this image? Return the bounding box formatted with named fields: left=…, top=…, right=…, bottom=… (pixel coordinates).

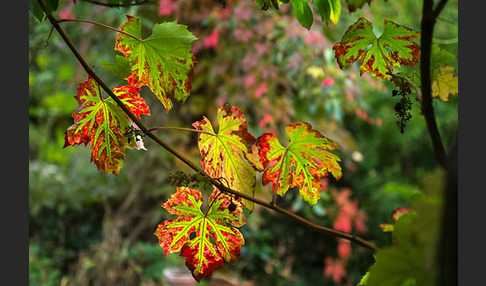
left=420, top=0, right=449, bottom=168
left=37, top=0, right=378, bottom=253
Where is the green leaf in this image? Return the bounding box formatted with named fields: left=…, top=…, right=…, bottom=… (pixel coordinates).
left=29, top=0, right=59, bottom=21
left=154, top=187, right=246, bottom=282
left=315, top=0, right=341, bottom=26
left=333, top=17, right=420, bottom=79
left=258, top=122, right=342, bottom=205
left=367, top=248, right=424, bottom=286
left=192, top=104, right=257, bottom=211
left=115, top=15, right=198, bottom=112
left=100, top=55, right=132, bottom=79
left=290, top=0, right=314, bottom=30
left=64, top=76, right=150, bottom=175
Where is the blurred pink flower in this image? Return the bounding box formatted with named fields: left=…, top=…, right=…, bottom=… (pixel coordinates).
left=337, top=239, right=352, bottom=261
left=324, top=257, right=346, bottom=284
left=322, top=77, right=335, bottom=88
left=254, top=83, right=268, bottom=98
left=259, top=113, right=273, bottom=127
left=204, top=29, right=219, bottom=49
left=159, top=0, right=178, bottom=16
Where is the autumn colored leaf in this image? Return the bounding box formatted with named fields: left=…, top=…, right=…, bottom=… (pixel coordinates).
left=333, top=17, right=420, bottom=80
left=154, top=187, right=246, bottom=282
left=431, top=65, right=458, bottom=102
left=345, top=0, right=373, bottom=13
left=407, top=44, right=457, bottom=93
left=258, top=122, right=342, bottom=206
left=115, top=15, right=197, bottom=113
left=64, top=76, right=150, bottom=175
left=192, top=104, right=258, bottom=212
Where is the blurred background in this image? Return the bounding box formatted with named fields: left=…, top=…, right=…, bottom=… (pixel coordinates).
left=29, top=0, right=458, bottom=285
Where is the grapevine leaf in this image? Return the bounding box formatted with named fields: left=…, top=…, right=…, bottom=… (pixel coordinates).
left=290, top=0, right=314, bottom=30
left=115, top=15, right=198, bottom=113
left=192, top=104, right=257, bottom=212
left=64, top=76, right=150, bottom=175
left=345, top=0, right=373, bottom=13
left=100, top=55, right=131, bottom=79
left=333, top=17, right=420, bottom=80
left=431, top=65, right=458, bottom=102
left=315, top=0, right=341, bottom=26
left=407, top=44, right=456, bottom=91
left=258, top=122, right=342, bottom=206
left=154, top=187, right=246, bottom=282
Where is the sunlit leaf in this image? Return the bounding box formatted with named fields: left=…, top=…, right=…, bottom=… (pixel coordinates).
left=154, top=187, right=246, bottom=282
left=63, top=76, right=150, bottom=175
left=193, top=104, right=258, bottom=211
left=333, top=17, right=420, bottom=79
left=115, top=15, right=197, bottom=112
left=258, top=122, right=342, bottom=205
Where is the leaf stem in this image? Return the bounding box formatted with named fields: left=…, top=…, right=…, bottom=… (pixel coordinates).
left=55, top=18, right=143, bottom=42
left=147, top=126, right=215, bottom=137
left=38, top=0, right=379, bottom=253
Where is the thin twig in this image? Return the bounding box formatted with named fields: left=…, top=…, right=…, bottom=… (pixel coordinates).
left=56, top=18, right=143, bottom=42
left=81, top=0, right=153, bottom=7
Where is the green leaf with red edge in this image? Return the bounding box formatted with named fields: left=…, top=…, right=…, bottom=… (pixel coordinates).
left=115, top=15, right=197, bottom=113
left=258, top=122, right=342, bottom=206
left=64, top=76, right=150, bottom=175
left=192, top=104, right=258, bottom=212
left=333, top=17, right=420, bottom=80
left=154, top=187, right=246, bottom=282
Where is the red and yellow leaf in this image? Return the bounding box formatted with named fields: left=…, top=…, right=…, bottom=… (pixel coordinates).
left=64, top=76, right=150, bottom=175
left=115, top=15, right=197, bottom=113
left=258, top=122, right=342, bottom=206
left=333, top=17, right=420, bottom=80
left=192, top=104, right=258, bottom=211
left=154, top=187, right=246, bottom=282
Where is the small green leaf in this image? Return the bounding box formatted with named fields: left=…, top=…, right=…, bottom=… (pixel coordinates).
left=100, top=55, right=132, bottom=79
left=315, top=0, right=341, bottom=26
left=290, top=0, right=314, bottom=30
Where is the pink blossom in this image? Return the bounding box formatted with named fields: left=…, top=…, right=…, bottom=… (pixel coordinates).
left=337, top=239, right=352, bottom=261
left=324, top=257, right=347, bottom=284
left=322, top=77, right=335, bottom=88
left=259, top=114, right=273, bottom=127
left=254, top=83, right=268, bottom=98
left=242, top=74, right=255, bottom=89
left=204, top=29, right=219, bottom=50
left=158, top=0, right=178, bottom=16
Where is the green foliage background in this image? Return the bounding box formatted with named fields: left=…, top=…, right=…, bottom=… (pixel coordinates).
left=29, top=0, right=457, bottom=285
